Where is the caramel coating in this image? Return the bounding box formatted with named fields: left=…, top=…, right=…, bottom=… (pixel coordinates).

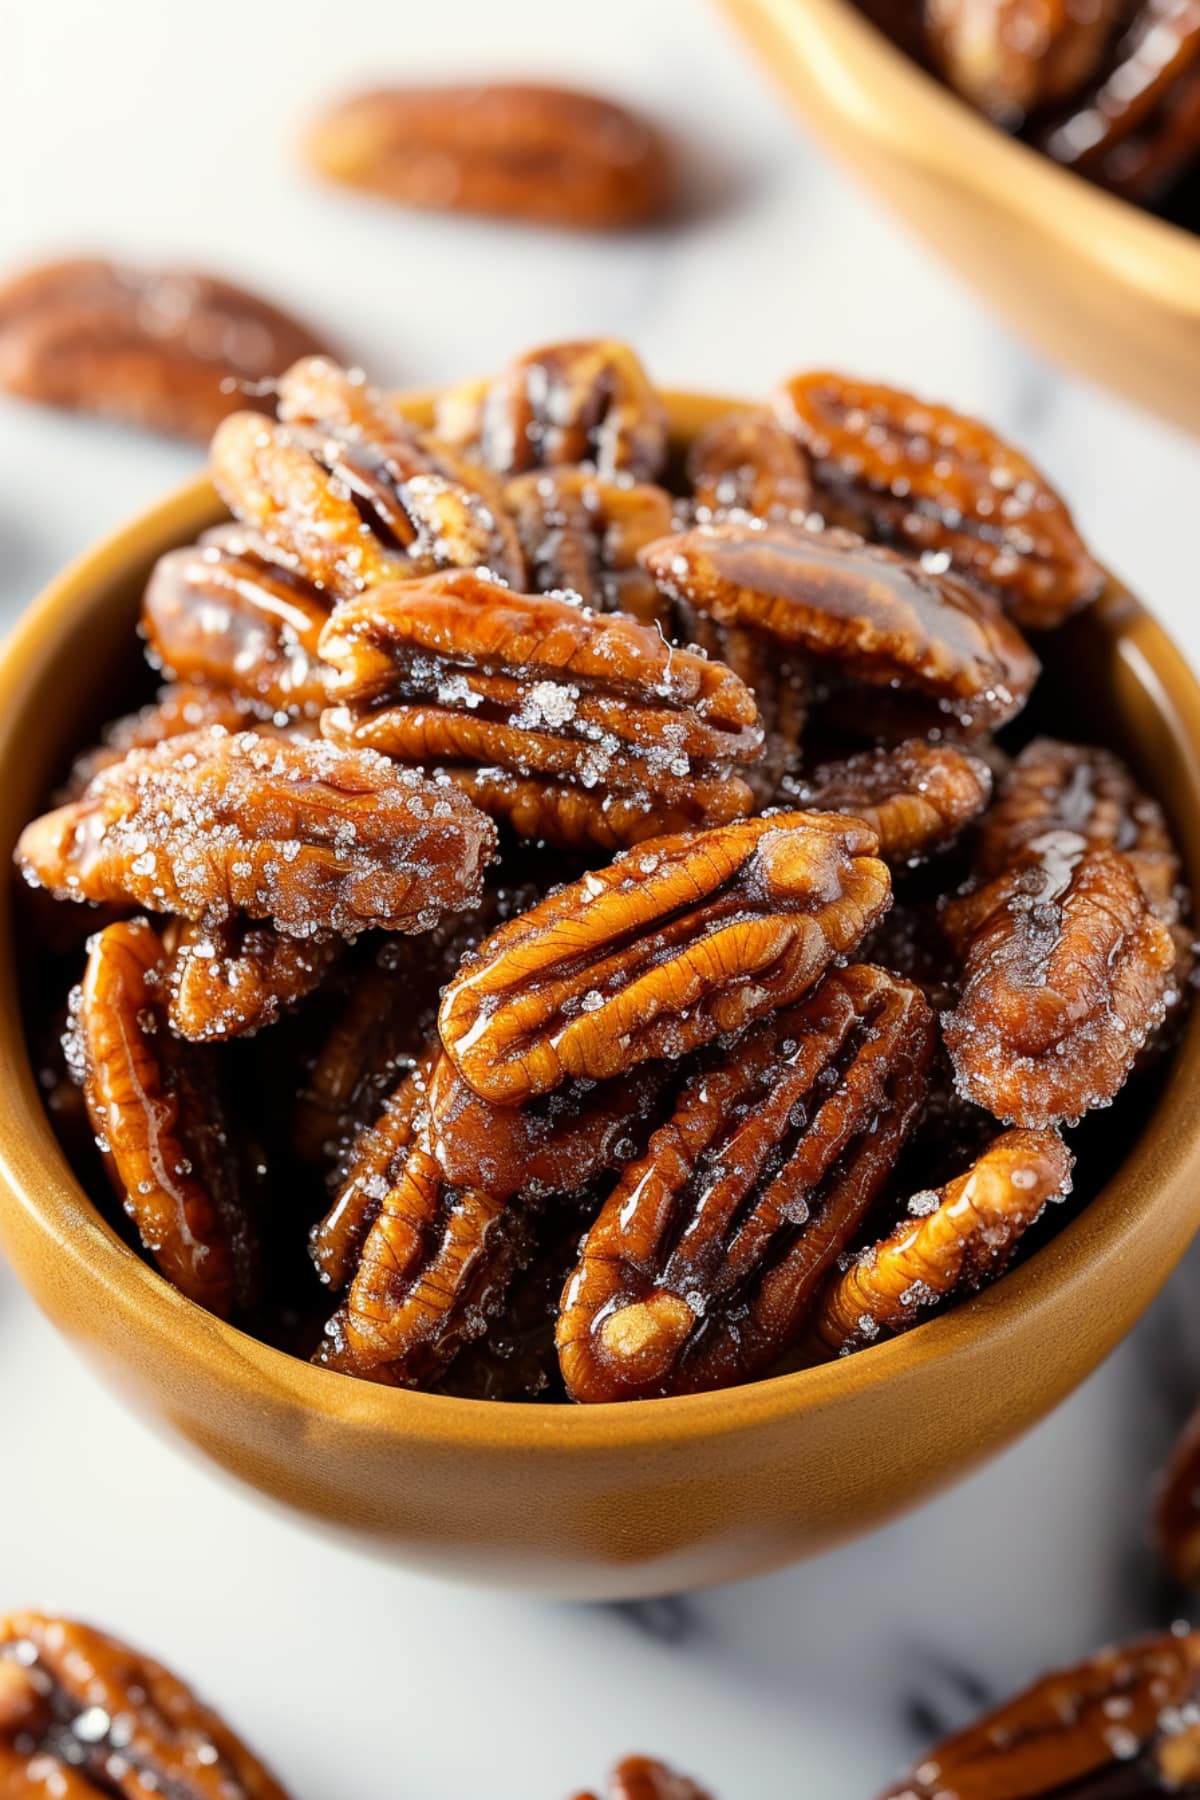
left=61, top=682, right=274, bottom=800
left=925, top=0, right=1122, bottom=123
left=943, top=849, right=1177, bottom=1126
left=573, top=1756, right=713, bottom=1800
left=783, top=737, right=993, bottom=864
left=74, top=919, right=250, bottom=1319
left=0, top=1611, right=290, bottom=1799
left=641, top=522, right=1039, bottom=728
left=439, top=812, right=891, bottom=1104
left=506, top=467, right=676, bottom=620
left=774, top=372, right=1103, bottom=629
left=558, top=966, right=934, bottom=1401
left=686, top=409, right=814, bottom=523
left=17, top=728, right=496, bottom=939
left=880, top=1627, right=1200, bottom=1798
left=164, top=915, right=339, bottom=1041
left=0, top=257, right=324, bottom=441
left=811, top=1127, right=1073, bottom=1354
left=435, top=339, right=669, bottom=481
left=303, top=82, right=675, bottom=230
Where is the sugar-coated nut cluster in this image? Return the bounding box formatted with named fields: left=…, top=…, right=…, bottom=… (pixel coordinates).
left=17, top=337, right=1191, bottom=1405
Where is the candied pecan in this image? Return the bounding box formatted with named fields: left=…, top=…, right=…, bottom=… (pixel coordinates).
left=976, top=735, right=1183, bottom=918
left=73, top=918, right=254, bottom=1318
left=1156, top=1402, right=1200, bottom=1589
left=1039, top=1, right=1200, bottom=201
left=782, top=738, right=993, bottom=864
left=303, top=82, right=675, bottom=229
left=686, top=409, right=814, bottom=523
left=143, top=525, right=334, bottom=719
left=773, top=373, right=1103, bottom=629
left=318, top=568, right=762, bottom=851
left=880, top=1627, right=1200, bottom=1798
left=430, top=766, right=755, bottom=852
left=924, top=0, right=1121, bottom=123
left=60, top=682, right=271, bottom=800
left=558, top=965, right=934, bottom=1401
left=573, top=1756, right=713, bottom=1800
left=943, top=847, right=1177, bottom=1126
left=810, top=1127, right=1072, bottom=1355
left=434, top=339, right=669, bottom=481
left=0, top=1612, right=290, bottom=1800
left=506, top=467, right=676, bottom=621
left=439, top=812, right=891, bottom=1104
left=641, top=522, right=1038, bottom=728
left=164, top=914, right=339, bottom=1041
left=0, top=256, right=325, bottom=441
left=17, top=728, right=495, bottom=939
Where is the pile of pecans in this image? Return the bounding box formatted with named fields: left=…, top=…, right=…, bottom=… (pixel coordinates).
left=16, top=339, right=1193, bottom=1403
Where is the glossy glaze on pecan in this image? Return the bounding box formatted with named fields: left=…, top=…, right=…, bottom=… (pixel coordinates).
left=924, top=0, right=1123, bottom=122
left=687, top=409, right=815, bottom=523
left=318, top=568, right=762, bottom=850
left=164, top=915, right=339, bottom=1041
left=506, top=467, right=676, bottom=621
left=880, top=1627, right=1200, bottom=1798
left=943, top=847, right=1177, bottom=1125
left=573, top=1756, right=713, bottom=1800
left=811, top=1127, right=1073, bottom=1355
left=641, top=522, right=1039, bottom=728
left=0, top=257, right=325, bottom=441
left=0, top=1612, right=290, bottom=1800
left=303, top=82, right=675, bottom=229
left=17, top=728, right=495, bottom=938
left=774, top=373, right=1103, bottom=628
left=782, top=738, right=993, bottom=864
left=72, top=918, right=252, bottom=1319
left=439, top=812, right=891, bottom=1104
left=434, top=339, right=669, bottom=481
left=558, top=965, right=934, bottom=1401
left=142, top=524, right=334, bottom=718
left=60, top=682, right=274, bottom=800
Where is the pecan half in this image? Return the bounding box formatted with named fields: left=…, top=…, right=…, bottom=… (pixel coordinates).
left=60, top=682, right=274, bottom=800
left=318, top=568, right=763, bottom=850
left=0, top=1612, right=289, bottom=1799
left=924, top=0, right=1121, bottom=123
left=303, top=82, right=674, bottom=229
left=17, top=728, right=495, bottom=938
left=1156, top=1402, right=1200, bottom=1589
left=506, top=467, right=676, bottom=621
left=434, top=339, right=668, bottom=481
left=782, top=738, right=993, bottom=864
left=0, top=256, right=325, bottom=441
left=164, top=914, right=339, bottom=1041
left=686, top=409, right=814, bottom=523
left=773, top=373, right=1103, bottom=629
left=72, top=918, right=254, bottom=1318
left=943, top=848, right=1177, bottom=1125
left=880, top=1628, right=1200, bottom=1798
left=439, top=812, right=891, bottom=1104
left=142, top=525, right=334, bottom=719
left=558, top=965, right=934, bottom=1401
left=810, top=1127, right=1073, bottom=1355
left=211, top=359, right=524, bottom=601
left=641, top=522, right=1038, bottom=728
left=573, top=1757, right=713, bottom=1800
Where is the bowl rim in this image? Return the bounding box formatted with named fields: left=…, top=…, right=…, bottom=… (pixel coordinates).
left=2, top=385, right=1200, bottom=1460
left=725, top=0, right=1200, bottom=303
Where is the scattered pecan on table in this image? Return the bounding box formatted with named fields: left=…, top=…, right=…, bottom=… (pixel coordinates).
left=17, top=337, right=1192, bottom=1402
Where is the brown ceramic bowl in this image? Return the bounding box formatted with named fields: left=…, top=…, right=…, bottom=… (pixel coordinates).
left=722, top=0, right=1200, bottom=439
left=1, top=390, right=1199, bottom=1601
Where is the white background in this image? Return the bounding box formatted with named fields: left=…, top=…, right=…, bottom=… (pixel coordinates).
left=4, top=3, right=1200, bottom=1795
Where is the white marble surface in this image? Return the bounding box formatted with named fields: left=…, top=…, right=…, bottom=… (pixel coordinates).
left=4, top=3, right=1200, bottom=1795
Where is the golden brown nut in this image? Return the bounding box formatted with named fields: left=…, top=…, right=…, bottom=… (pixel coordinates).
left=943, top=848, right=1177, bottom=1126
left=686, top=408, right=814, bottom=523
left=558, top=966, right=934, bottom=1401
left=641, top=522, right=1039, bottom=728
left=164, top=914, right=340, bottom=1041
left=774, top=372, right=1103, bottom=629
left=303, top=82, right=675, bottom=230
left=810, top=1127, right=1073, bottom=1355
left=782, top=738, right=993, bottom=864
left=0, top=256, right=325, bottom=441
left=924, top=0, right=1122, bottom=123
left=318, top=568, right=763, bottom=851
left=879, top=1627, right=1200, bottom=1797
left=506, top=467, right=676, bottom=620
left=439, top=811, right=892, bottom=1105
left=60, top=682, right=277, bottom=800
left=573, top=1756, right=713, bottom=1800
left=0, top=1611, right=290, bottom=1799
left=16, top=727, right=496, bottom=939
left=73, top=918, right=254, bottom=1319
left=434, top=339, right=668, bottom=481
left=142, top=525, right=334, bottom=719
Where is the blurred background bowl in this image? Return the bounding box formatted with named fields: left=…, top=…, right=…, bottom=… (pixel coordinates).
left=722, top=0, right=1200, bottom=438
